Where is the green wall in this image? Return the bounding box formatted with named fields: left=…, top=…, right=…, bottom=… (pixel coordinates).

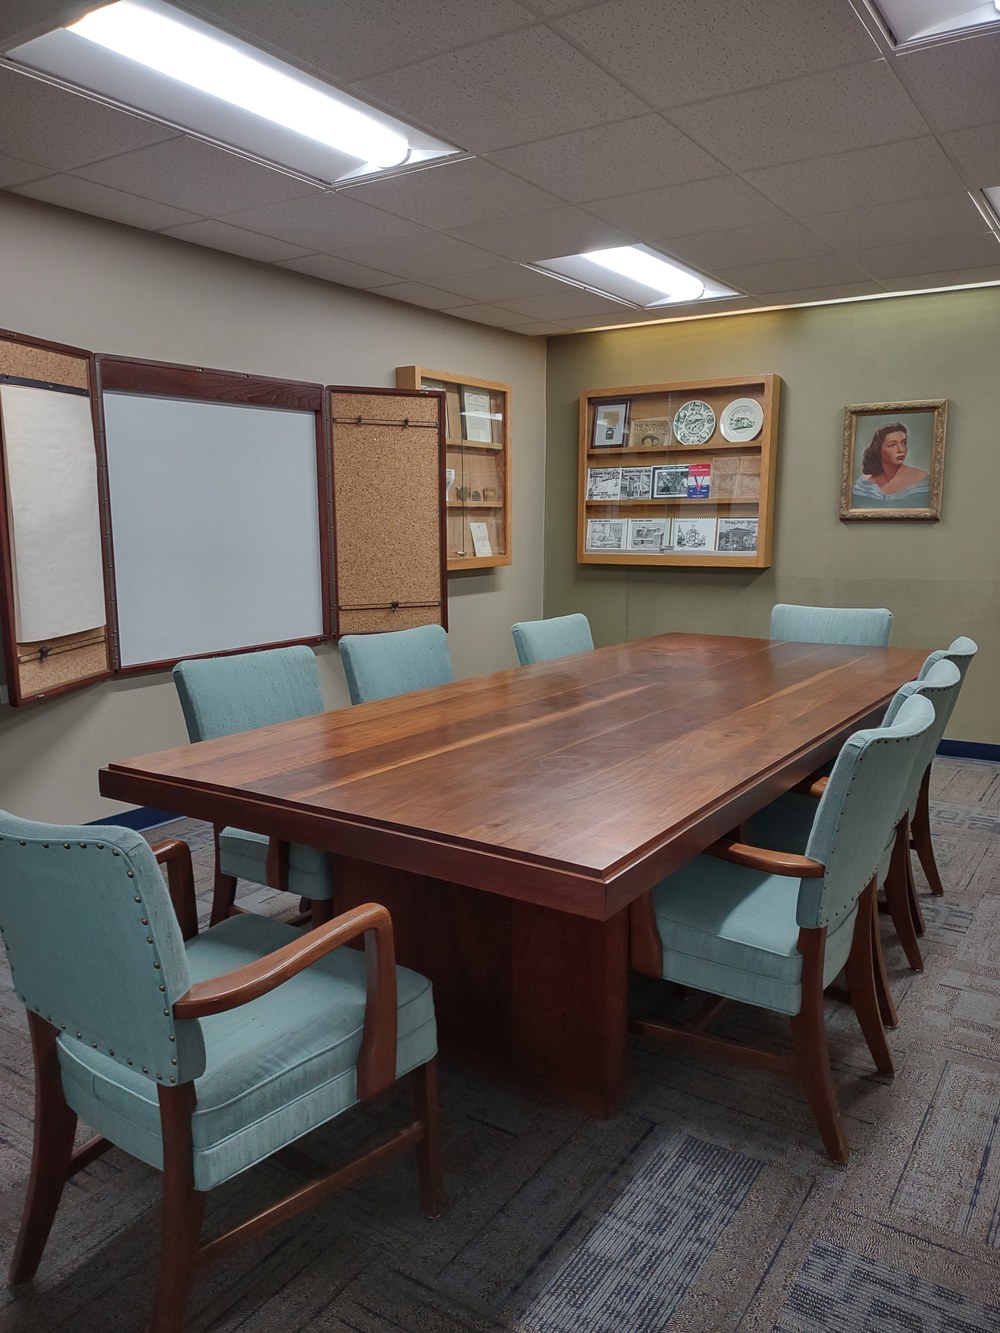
left=545, top=288, right=999, bottom=744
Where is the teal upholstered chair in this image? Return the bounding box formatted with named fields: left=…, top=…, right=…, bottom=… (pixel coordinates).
left=750, top=661, right=962, bottom=996
left=173, top=646, right=334, bottom=927
left=339, top=624, right=454, bottom=705
left=629, top=692, right=934, bottom=1162
left=0, top=811, right=441, bottom=1333
left=769, top=603, right=893, bottom=646
left=911, top=637, right=978, bottom=896
left=511, top=613, right=595, bottom=666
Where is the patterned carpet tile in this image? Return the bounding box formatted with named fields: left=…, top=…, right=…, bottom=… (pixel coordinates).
left=502, top=1135, right=761, bottom=1333
left=773, top=1236, right=1000, bottom=1332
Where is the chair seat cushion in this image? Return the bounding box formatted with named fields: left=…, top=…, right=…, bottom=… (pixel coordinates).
left=219, top=827, right=333, bottom=900
left=652, top=855, right=855, bottom=1016
left=57, top=914, right=435, bottom=1191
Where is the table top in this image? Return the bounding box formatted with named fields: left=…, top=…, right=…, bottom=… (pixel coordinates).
left=100, top=633, right=928, bottom=920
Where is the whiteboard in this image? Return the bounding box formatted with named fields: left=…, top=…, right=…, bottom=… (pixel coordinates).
left=102, top=392, right=323, bottom=667
left=0, top=383, right=106, bottom=642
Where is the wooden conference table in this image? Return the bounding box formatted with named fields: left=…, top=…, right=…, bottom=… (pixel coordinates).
left=99, top=632, right=927, bottom=1116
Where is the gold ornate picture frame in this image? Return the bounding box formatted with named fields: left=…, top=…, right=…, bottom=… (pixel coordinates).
left=841, top=399, right=947, bottom=520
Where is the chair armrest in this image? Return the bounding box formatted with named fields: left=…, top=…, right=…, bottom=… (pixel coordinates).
left=790, top=774, right=829, bottom=798
left=705, top=839, right=825, bottom=878
left=173, top=902, right=398, bottom=1101
left=152, top=839, right=198, bottom=940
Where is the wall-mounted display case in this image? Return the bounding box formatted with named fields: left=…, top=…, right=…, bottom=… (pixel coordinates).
left=396, top=365, right=511, bottom=572
left=578, top=374, right=780, bottom=569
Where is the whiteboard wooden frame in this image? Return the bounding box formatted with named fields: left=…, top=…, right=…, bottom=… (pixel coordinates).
left=95, top=356, right=332, bottom=674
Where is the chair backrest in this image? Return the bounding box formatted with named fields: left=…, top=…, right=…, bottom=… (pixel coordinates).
left=883, top=659, right=962, bottom=818
left=339, top=624, right=454, bottom=705
left=917, top=636, right=977, bottom=733
left=798, top=692, right=933, bottom=931
left=0, top=811, right=205, bottom=1086
left=173, top=645, right=323, bottom=742
left=511, top=613, right=595, bottom=666
left=769, top=603, right=893, bottom=646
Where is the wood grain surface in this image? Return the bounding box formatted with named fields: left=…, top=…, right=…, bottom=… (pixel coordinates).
left=101, top=633, right=928, bottom=920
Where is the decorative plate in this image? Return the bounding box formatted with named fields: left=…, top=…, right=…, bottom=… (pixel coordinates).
left=719, top=397, right=764, bottom=442
left=672, top=399, right=716, bottom=446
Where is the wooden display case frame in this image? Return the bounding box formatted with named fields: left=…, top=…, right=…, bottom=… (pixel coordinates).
left=578, top=374, right=780, bottom=569
left=396, top=365, right=512, bottom=572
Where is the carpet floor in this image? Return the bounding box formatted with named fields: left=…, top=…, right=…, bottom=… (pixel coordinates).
left=1, top=756, right=999, bottom=1331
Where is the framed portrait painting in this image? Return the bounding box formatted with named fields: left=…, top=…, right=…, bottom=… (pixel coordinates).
left=841, top=400, right=947, bottom=520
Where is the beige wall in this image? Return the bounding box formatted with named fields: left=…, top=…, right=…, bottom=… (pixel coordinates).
left=0, top=193, right=547, bottom=820
left=545, top=289, right=1000, bottom=744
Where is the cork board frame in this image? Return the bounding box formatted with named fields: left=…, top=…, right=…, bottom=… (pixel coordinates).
left=95, top=356, right=332, bottom=673
left=328, top=386, right=446, bottom=636
left=0, top=329, right=112, bottom=706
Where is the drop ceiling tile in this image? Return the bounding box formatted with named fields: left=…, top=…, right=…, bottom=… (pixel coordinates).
left=508, top=321, right=567, bottom=335
left=333, top=228, right=508, bottom=280
left=746, top=137, right=964, bottom=216
left=496, top=289, right=639, bottom=319
left=189, top=0, right=535, bottom=83
left=158, top=219, right=314, bottom=262
left=432, top=263, right=573, bottom=302
left=559, top=0, right=878, bottom=109
left=12, top=173, right=201, bottom=229
left=716, top=252, right=870, bottom=295
left=943, top=123, right=1000, bottom=185
left=449, top=205, right=635, bottom=261
left=343, top=157, right=560, bottom=230
left=585, top=175, right=786, bottom=241
left=665, top=219, right=832, bottom=271
left=879, top=264, right=1000, bottom=292
left=898, top=30, right=1000, bottom=132
left=219, top=191, right=416, bottom=251
left=668, top=61, right=928, bottom=173
left=367, top=280, right=471, bottom=310
left=353, top=26, right=647, bottom=154
left=0, top=2, right=91, bottom=46
left=484, top=115, right=725, bottom=203
left=755, top=280, right=884, bottom=304
left=74, top=137, right=320, bottom=216
left=0, top=151, right=50, bottom=188
left=0, top=66, right=178, bottom=171
left=852, top=232, right=1000, bottom=280
left=273, top=253, right=402, bottom=287
left=448, top=304, right=530, bottom=327
left=809, top=192, right=989, bottom=250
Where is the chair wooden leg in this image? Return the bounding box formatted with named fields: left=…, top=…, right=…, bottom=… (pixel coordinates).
left=9, top=1014, right=78, bottom=1286
left=871, top=908, right=899, bottom=1028
left=911, top=766, right=945, bottom=896
left=209, top=826, right=238, bottom=926
left=790, top=927, right=849, bottom=1163
left=883, top=823, right=924, bottom=972
left=412, top=1059, right=444, bottom=1219
left=153, top=1084, right=204, bottom=1333
left=310, top=896, right=335, bottom=927
left=844, top=883, right=894, bottom=1077
left=903, top=827, right=926, bottom=937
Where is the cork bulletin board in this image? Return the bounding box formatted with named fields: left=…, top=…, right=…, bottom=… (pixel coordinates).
left=0, top=330, right=111, bottom=705
left=329, top=387, right=446, bottom=635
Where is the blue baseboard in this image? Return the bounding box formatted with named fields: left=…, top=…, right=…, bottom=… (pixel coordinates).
left=87, top=806, right=180, bottom=831
left=938, top=739, right=1000, bottom=762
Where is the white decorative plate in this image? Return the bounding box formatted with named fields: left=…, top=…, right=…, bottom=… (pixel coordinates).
left=720, top=397, right=764, bottom=442
left=672, top=399, right=716, bottom=446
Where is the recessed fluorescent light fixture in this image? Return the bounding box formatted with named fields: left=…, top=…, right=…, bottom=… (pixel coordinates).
left=530, top=245, right=738, bottom=307
left=866, top=0, right=1000, bottom=45
left=4, top=0, right=459, bottom=184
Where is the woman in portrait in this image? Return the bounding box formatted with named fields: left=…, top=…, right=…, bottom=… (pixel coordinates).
left=852, top=421, right=930, bottom=507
